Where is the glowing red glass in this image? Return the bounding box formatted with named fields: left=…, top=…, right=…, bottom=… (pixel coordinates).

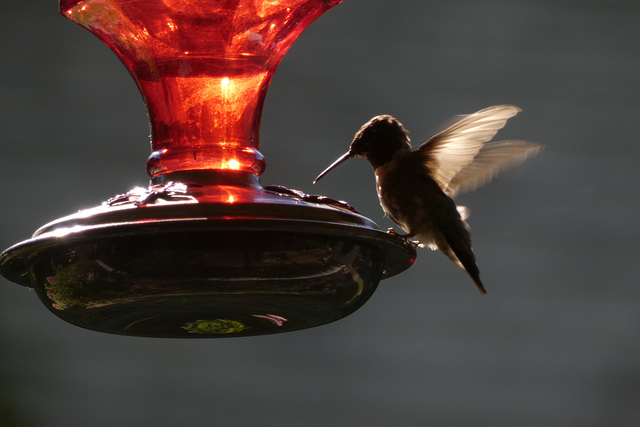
left=60, top=0, right=341, bottom=178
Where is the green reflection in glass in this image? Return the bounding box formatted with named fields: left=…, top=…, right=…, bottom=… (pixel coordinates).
left=182, top=318, right=247, bottom=334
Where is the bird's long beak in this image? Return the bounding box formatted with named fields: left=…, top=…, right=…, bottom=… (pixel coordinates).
left=313, top=151, right=353, bottom=184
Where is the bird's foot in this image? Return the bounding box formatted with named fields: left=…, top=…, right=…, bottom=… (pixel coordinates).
left=386, top=228, right=415, bottom=238
left=386, top=228, right=421, bottom=247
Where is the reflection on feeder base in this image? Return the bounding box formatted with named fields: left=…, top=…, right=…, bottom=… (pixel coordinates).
left=31, top=229, right=384, bottom=338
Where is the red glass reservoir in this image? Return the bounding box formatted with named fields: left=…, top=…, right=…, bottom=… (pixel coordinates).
left=62, top=0, right=341, bottom=178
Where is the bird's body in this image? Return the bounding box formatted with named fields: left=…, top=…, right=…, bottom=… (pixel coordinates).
left=314, top=105, right=541, bottom=295
left=373, top=145, right=483, bottom=291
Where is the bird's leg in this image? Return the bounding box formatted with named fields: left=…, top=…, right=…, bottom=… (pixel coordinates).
left=387, top=228, right=421, bottom=249
left=386, top=228, right=416, bottom=238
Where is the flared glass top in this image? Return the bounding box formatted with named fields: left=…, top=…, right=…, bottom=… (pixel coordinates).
left=59, top=0, right=341, bottom=178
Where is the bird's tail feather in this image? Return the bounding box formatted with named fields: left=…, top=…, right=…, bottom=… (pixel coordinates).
left=438, top=235, right=487, bottom=296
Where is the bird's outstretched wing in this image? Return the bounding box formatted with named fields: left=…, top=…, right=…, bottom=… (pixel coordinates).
left=445, top=140, right=542, bottom=198
left=417, top=105, right=522, bottom=193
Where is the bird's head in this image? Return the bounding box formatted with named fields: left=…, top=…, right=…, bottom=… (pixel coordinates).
left=314, top=115, right=411, bottom=183
left=349, top=115, right=411, bottom=166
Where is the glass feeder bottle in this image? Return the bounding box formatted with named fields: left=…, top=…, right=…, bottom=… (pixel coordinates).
left=0, top=0, right=415, bottom=338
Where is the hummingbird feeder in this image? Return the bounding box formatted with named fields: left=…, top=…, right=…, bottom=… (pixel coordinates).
left=0, top=0, right=415, bottom=337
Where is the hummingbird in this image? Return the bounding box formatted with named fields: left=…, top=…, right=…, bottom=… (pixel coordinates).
left=313, top=105, right=541, bottom=295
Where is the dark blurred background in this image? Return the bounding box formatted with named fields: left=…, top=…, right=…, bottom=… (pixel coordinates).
left=1, top=0, right=639, bottom=425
